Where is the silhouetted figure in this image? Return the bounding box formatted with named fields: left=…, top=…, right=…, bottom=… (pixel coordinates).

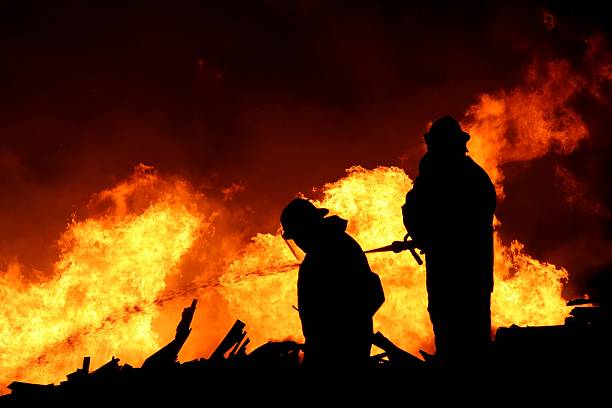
left=403, top=116, right=496, bottom=366
left=280, top=198, right=384, bottom=368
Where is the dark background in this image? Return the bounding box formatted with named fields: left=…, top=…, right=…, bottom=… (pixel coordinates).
left=1, top=0, right=610, bottom=297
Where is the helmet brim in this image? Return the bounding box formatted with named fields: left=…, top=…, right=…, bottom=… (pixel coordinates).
left=281, top=208, right=330, bottom=240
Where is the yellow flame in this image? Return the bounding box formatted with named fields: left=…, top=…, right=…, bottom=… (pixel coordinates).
left=2, top=54, right=597, bottom=392
left=221, top=166, right=570, bottom=356
left=0, top=164, right=572, bottom=393
left=0, top=167, right=202, bottom=393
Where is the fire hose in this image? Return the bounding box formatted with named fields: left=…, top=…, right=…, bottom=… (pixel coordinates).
left=283, top=229, right=423, bottom=265
left=364, top=236, right=423, bottom=265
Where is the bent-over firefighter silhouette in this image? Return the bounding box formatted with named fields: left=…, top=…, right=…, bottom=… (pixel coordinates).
left=403, top=115, right=496, bottom=366
left=280, top=198, right=385, bottom=368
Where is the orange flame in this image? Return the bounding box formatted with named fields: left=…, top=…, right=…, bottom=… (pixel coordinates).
left=2, top=53, right=604, bottom=392
left=220, top=166, right=569, bottom=356
left=219, top=58, right=590, bottom=354
left=0, top=165, right=203, bottom=393
left=0, top=162, right=571, bottom=392
left=464, top=60, right=588, bottom=197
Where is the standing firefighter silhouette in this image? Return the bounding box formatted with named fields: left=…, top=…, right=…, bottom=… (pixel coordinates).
left=280, top=198, right=385, bottom=368
left=403, top=116, right=496, bottom=365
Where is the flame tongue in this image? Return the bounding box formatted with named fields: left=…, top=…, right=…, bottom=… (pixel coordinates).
left=221, top=166, right=570, bottom=356
left=0, top=164, right=572, bottom=392
left=0, top=166, right=203, bottom=393
left=1, top=54, right=596, bottom=391
left=464, top=60, right=590, bottom=197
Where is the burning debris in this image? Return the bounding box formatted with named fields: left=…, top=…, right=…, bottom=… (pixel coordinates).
left=1, top=299, right=303, bottom=403
left=0, top=165, right=572, bottom=392
left=1, top=38, right=609, bottom=394
left=1, top=2, right=611, bottom=402
left=2, top=294, right=610, bottom=403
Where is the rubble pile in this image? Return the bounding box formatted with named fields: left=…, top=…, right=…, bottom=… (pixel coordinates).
left=1, top=297, right=609, bottom=403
